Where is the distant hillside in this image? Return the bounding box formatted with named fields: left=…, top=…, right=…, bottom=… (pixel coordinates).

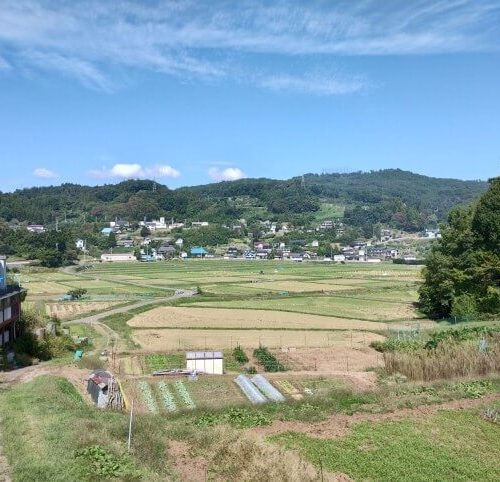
left=0, top=169, right=488, bottom=233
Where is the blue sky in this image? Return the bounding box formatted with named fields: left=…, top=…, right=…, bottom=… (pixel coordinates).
left=0, top=0, right=499, bottom=192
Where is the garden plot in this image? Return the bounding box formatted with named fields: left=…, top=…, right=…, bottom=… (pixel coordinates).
left=132, top=329, right=385, bottom=351
left=130, top=379, right=198, bottom=413
left=274, top=346, right=384, bottom=373
left=128, top=306, right=385, bottom=331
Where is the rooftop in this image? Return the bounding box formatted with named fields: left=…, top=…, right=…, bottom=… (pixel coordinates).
left=186, top=351, right=223, bottom=360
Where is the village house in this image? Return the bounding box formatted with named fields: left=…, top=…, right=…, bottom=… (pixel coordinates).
left=0, top=256, right=25, bottom=348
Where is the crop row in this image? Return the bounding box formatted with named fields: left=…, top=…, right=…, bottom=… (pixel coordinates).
left=137, top=381, right=159, bottom=413
left=174, top=380, right=196, bottom=409
left=253, top=346, right=286, bottom=372
left=158, top=381, right=177, bottom=412
left=136, top=379, right=196, bottom=412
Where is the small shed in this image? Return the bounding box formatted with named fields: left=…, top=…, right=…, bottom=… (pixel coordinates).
left=87, top=370, right=124, bottom=409
left=186, top=351, right=223, bottom=374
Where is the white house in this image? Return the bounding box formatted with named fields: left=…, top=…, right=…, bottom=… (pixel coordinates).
left=191, top=221, right=209, bottom=227
left=333, top=254, right=346, bottom=262
left=75, top=239, right=85, bottom=250
left=186, top=351, right=223, bottom=375
left=175, top=238, right=184, bottom=247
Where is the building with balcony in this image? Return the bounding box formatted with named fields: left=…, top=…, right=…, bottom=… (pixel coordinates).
left=0, top=256, right=25, bottom=348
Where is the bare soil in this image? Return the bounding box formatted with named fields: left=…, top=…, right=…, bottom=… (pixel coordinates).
left=168, top=440, right=209, bottom=482
left=274, top=346, right=383, bottom=373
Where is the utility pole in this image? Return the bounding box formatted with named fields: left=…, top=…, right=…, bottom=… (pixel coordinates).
left=127, top=400, right=134, bottom=452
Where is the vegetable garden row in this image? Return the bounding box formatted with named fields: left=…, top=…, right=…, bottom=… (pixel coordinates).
left=137, top=379, right=196, bottom=413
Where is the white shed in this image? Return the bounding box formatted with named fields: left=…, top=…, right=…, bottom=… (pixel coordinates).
left=186, top=351, right=224, bottom=375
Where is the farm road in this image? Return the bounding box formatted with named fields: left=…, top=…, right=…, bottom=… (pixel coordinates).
left=62, top=290, right=195, bottom=326
left=62, top=289, right=197, bottom=349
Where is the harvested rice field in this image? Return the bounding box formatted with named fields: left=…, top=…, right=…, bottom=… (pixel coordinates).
left=45, top=301, right=125, bottom=319
left=131, top=328, right=385, bottom=351
left=128, top=306, right=387, bottom=331
left=193, top=295, right=424, bottom=322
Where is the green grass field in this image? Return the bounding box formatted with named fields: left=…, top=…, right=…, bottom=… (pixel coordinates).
left=274, top=408, right=500, bottom=481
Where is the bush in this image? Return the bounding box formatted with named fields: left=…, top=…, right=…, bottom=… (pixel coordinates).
left=451, top=294, right=479, bottom=322
left=14, top=332, right=75, bottom=363
left=253, top=346, right=286, bottom=372
left=233, top=345, right=249, bottom=364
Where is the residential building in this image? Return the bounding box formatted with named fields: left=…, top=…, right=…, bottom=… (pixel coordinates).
left=75, top=239, right=85, bottom=250
left=190, top=247, right=208, bottom=257
left=0, top=256, right=25, bottom=348
left=191, top=221, right=209, bottom=227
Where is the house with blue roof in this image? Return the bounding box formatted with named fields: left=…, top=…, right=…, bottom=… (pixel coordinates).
left=190, top=247, right=208, bottom=257
left=101, top=227, right=113, bottom=236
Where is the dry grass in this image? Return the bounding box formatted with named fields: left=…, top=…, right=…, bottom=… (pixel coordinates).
left=131, top=328, right=385, bottom=351
left=128, top=306, right=385, bottom=331
left=191, top=425, right=334, bottom=481
left=384, top=340, right=500, bottom=381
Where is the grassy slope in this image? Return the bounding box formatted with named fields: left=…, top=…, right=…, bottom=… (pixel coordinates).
left=274, top=408, right=500, bottom=481
left=0, top=377, right=169, bottom=481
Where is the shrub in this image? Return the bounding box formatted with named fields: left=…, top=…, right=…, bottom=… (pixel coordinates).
left=233, top=345, right=249, bottom=364
left=253, top=346, right=286, bottom=372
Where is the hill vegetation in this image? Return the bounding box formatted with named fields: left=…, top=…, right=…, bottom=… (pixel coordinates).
left=0, top=169, right=486, bottom=231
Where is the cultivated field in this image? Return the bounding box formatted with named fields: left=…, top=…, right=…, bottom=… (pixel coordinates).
left=132, top=328, right=385, bottom=351
left=128, top=306, right=389, bottom=330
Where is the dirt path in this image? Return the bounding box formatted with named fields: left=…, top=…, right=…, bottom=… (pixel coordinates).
left=62, top=289, right=196, bottom=327
left=251, top=393, right=500, bottom=440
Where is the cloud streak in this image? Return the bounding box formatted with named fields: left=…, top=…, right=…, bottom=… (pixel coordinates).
left=208, top=167, right=247, bottom=182
left=89, top=163, right=181, bottom=180
left=0, top=1, right=498, bottom=94
left=33, top=167, right=58, bottom=178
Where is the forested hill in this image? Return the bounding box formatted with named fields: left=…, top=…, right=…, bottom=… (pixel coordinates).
left=0, top=169, right=488, bottom=232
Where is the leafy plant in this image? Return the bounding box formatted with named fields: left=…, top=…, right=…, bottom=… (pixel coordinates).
left=174, top=380, right=196, bottom=409
left=233, top=345, right=249, bottom=364
left=456, top=380, right=492, bottom=399
left=75, top=445, right=141, bottom=479
left=253, top=346, right=286, bottom=372
left=157, top=382, right=177, bottom=412
left=194, top=407, right=271, bottom=428
left=137, top=381, right=158, bottom=413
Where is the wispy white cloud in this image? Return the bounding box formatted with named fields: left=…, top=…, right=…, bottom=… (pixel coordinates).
left=208, top=167, right=247, bottom=182
left=259, top=72, right=366, bottom=95
left=0, top=1, right=498, bottom=93
left=33, top=167, right=58, bottom=178
left=89, top=163, right=181, bottom=179
left=0, top=55, right=10, bottom=70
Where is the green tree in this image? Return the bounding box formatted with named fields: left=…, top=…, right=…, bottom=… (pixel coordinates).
left=419, top=177, right=500, bottom=319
